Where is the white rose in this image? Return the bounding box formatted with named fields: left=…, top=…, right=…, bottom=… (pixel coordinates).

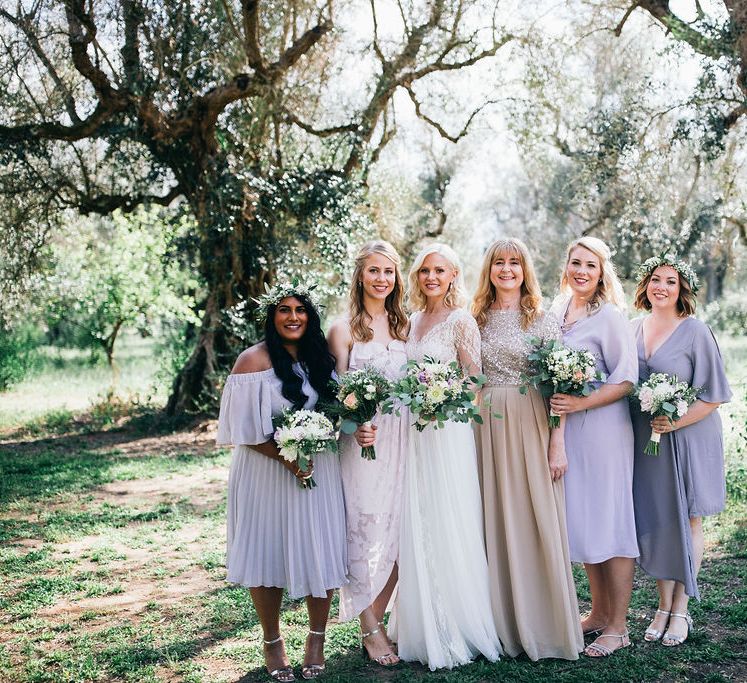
left=676, top=400, right=689, bottom=417
left=426, top=385, right=446, bottom=403
left=653, top=383, right=674, bottom=399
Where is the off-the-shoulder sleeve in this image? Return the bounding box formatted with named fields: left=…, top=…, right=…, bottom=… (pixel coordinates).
left=691, top=321, right=732, bottom=403
left=453, top=310, right=482, bottom=375
left=599, top=305, right=638, bottom=385
left=216, top=371, right=276, bottom=446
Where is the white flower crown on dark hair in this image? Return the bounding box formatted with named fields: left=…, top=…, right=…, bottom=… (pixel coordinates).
left=251, top=278, right=322, bottom=322
left=636, top=252, right=700, bottom=295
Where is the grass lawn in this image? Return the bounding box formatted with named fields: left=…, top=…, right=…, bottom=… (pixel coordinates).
left=0, top=335, right=745, bottom=682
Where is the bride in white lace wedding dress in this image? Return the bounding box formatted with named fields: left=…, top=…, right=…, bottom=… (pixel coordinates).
left=389, top=244, right=501, bottom=670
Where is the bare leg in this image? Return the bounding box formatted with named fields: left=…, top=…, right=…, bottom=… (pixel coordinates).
left=601, top=557, right=634, bottom=633
left=644, top=579, right=674, bottom=639
left=585, top=557, right=634, bottom=657
left=663, top=517, right=703, bottom=643
left=250, top=587, right=292, bottom=678
left=303, top=590, right=333, bottom=674
left=581, top=562, right=609, bottom=633
left=360, top=565, right=399, bottom=664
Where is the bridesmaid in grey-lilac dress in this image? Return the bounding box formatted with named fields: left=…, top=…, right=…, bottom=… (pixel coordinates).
left=549, top=236, right=638, bottom=658
left=629, top=256, right=731, bottom=647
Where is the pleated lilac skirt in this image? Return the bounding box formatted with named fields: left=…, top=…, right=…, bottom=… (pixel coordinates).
left=226, top=446, right=348, bottom=598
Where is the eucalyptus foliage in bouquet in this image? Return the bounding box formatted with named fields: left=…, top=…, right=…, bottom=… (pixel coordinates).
left=326, top=367, right=391, bottom=460
left=273, top=409, right=337, bottom=488
left=520, top=337, right=605, bottom=428
left=633, top=373, right=699, bottom=455
left=382, top=356, right=486, bottom=432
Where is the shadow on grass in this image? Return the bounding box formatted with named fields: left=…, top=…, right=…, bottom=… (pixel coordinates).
left=0, top=411, right=223, bottom=509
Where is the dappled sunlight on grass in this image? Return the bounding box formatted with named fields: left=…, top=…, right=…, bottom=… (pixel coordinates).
left=0, top=337, right=745, bottom=682
left=0, top=333, right=165, bottom=428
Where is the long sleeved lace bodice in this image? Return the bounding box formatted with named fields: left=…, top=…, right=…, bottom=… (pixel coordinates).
left=480, top=310, right=561, bottom=386
left=406, top=308, right=482, bottom=375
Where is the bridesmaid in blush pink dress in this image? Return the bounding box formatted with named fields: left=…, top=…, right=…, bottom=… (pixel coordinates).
left=327, top=240, right=409, bottom=667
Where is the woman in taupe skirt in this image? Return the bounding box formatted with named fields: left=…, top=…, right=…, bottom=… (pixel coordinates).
left=471, top=238, right=583, bottom=661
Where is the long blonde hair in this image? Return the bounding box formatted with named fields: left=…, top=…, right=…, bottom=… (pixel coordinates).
left=406, top=243, right=467, bottom=311
left=559, top=236, right=626, bottom=311
left=471, top=238, right=543, bottom=330
left=349, top=240, right=408, bottom=342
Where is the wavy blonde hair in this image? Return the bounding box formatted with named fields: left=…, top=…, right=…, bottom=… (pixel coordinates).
left=559, top=236, right=626, bottom=311
left=407, top=243, right=467, bottom=311
left=471, top=238, right=543, bottom=330
left=349, top=240, right=408, bottom=342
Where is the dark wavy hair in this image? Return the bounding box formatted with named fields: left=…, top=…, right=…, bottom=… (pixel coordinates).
left=264, top=294, right=337, bottom=410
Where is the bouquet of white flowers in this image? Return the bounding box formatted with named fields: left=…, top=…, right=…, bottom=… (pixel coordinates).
left=273, top=409, right=337, bottom=488
left=326, top=367, right=391, bottom=460
left=520, top=338, right=605, bottom=428
left=382, top=356, right=486, bottom=432
left=633, top=373, right=699, bottom=455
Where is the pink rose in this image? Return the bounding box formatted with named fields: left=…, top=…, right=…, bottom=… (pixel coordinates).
left=343, top=393, right=358, bottom=409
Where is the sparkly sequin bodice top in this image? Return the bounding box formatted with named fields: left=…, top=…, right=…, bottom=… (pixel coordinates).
left=480, top=310, right=561, bottom=386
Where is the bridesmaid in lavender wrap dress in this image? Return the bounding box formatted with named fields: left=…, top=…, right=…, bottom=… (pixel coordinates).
left=217, top=289, right=346, bottom=681
left=549, top=237, right=638, bottom=658
left=630, top=260, right=731, bottom=646
left=327, top=240, right=409, bottom=667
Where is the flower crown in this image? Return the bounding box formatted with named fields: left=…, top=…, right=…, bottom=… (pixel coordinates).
left=635, top=252, right=700, bottom=295
left=251, top=278, right=323, bottom=322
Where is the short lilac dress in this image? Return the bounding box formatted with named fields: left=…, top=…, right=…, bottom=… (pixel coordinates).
left=559, top=302, right=639, bottom=564
left=630, top=317, right=732, bottom=598
left=216, top=364, right=348, bottom=598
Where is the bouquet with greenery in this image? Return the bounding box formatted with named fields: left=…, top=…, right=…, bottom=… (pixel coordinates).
left=326, top=367, right=391, bottom=460
left=273, top=409, right=337, bottom=488
left=633, top=373, right=699, bottom=455
left=382, top=356, right=486, bottom=432
left=520, top=337, right=605, bottom=428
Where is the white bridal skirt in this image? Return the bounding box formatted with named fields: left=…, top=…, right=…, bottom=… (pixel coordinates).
left=390, top=421, right=502, bottom=670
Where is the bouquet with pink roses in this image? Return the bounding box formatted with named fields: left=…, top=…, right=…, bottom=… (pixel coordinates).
left=327, top=367, right=391, bottom=460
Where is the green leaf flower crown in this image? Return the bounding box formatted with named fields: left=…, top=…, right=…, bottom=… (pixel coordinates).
left=635, top=252, right=700, bottom=295
left=251, top=277, right=323, bottom=323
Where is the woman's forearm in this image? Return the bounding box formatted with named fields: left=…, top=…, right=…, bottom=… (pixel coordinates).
left=582, top=381, right=633, bottom=410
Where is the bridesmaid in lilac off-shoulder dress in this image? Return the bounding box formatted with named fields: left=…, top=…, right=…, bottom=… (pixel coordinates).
left=550, top=237, right=638, bottom=658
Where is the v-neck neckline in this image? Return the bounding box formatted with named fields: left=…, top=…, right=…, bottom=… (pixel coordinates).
left=410, top=309, right=458, bottom=345
left=639, top=316, right=690, bottom=362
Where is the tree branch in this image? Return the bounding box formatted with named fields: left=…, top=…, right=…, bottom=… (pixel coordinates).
left=405, top=85, right=492, bottom=143
left=282, top=109, right=359, bottom=137
left=614, top=2, right=640, bottom=36
left=76, top=185, right=183, bottom=216
left=120, top=0, right=143, bottom=89
left=270, top=19, right=333, bottom=74
left=0, top=8, right=81, bottom=124
left=403, top=34, right=515, bottom=83
left=636, top=0, right=732, bottom=60
left=241, top=0, right=266, bottom=73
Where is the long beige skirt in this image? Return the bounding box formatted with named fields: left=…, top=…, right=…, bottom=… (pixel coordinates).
left=474, top=385, right=583, bottom=661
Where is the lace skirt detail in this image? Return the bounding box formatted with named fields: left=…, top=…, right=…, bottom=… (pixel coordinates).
left=338, top=410, right=409, bottom=620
